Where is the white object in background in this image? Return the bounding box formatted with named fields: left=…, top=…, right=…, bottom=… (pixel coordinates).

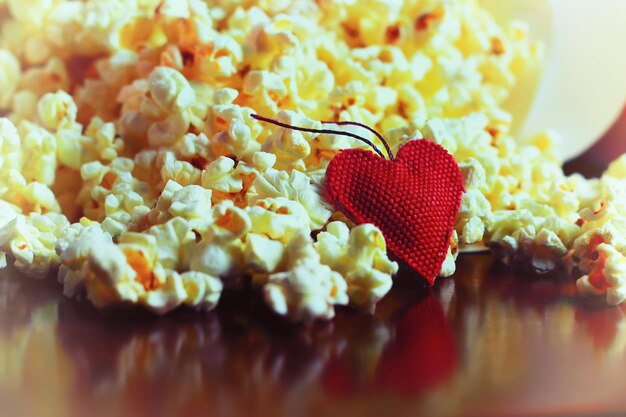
left=484, top=0, right=626, bottom=161
left=520, top=0, right=626, bottom=160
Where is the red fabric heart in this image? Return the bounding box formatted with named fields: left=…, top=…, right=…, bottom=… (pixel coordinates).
left=325, top=139, right=464, bottom=285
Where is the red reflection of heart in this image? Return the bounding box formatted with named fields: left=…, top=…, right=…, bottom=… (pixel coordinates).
left=322, top=292, right=458, bottom=398
left=325, top=139, right=464, bottom=285
left=374, top=293, right=458, bottom=395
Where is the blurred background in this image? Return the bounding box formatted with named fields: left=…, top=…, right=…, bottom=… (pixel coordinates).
left=483, top=0, right=626, bottom=164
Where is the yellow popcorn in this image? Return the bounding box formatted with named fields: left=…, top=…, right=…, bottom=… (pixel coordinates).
left=263, top=230, right=348, bottom=322
left=249, top=168, right=332, bottom=229
left=244, top=232, right=284, bottom=273
left=83, top=117, right=124, bottom=163
left=440, top=230, right=459, bottom=277
left=18, top=181, right=61, bottom=214
left=138, top=269, right=188, bottom=314
left=260, top=113, right=315, bottom=170
left=0, top=49, right=21, bottom=108
left=57, top=222, right=113, bottom=295
left=180, top=270, right=223, bottom=311
left=315, top=222, right=397, bottom=309
left=7, top=213, right=69, bottom=278
left=192, top=34, right=243, bottom=81
left=208, top=103, right=264, bottom=159
left=148, top=217, right=196, bottom=270
left=577, top=244, right=626, bottom=306
left=168, top=184, right=213, bottom=219
left=0, top=118, right=21, bottom=175
left=188, top=201, right=249, bottom=278
left=251, top=151, right=277, bottom=172
left=82, top=240, right=146, bottom=308
left=19, top=58, right=70, bottom=97
left=159, top=150, right=201, bottom=185
left=248, top=197, right=310, bottom=242
left=456, top=189, right=492, bottom=245
left=5, top=0, right=626, bottom=318
left=37, top=90, right=77, bottom=130
left=148, top=66, right=195, bottom=114
left=19, top=121, right=58, bottom=185
left=201, top=156, right=243, bottom=193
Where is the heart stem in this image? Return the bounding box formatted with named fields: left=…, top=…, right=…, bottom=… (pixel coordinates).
left=251, top=114, right=389, bottom=160
left=320, top=120, right=395, bottom=161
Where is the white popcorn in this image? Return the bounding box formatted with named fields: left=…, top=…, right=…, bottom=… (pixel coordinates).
left=13, top=0, right=624, bottom=317
left=139, top=269, right=188, bottom=314
left=249, top=168, right=333, bottom=230
left=264, top=230, right=348, bottom=322
left=0, top=50, right=20, bottom=108
left=244, top=233, right=284, bottom=273
left=148, top=66, right=195, bottom=114
left=82, top=241, right=145, bottom=309
left=577, top=244, right=626, bottom=305
left=57, top=222, right=113, bottom=296
left=264, top=256, right=348, bottom=321
left=188, top=202, right=249, bottom=279
left=180, top=270, right=223, bottom=311
left=248, top=197, right=310, bottom=242
left=316, top=222, right=397, bottom=309
left=201, top=156, right=243, bottom=193
left=0, top=118, right=20, bottom=175
left=148, top=217, right=196, bottom=270
left=251, top=151, right=277, bottom=172
left=37, top=90, right=77, bottom=130
left=168, top=185, right=213, bottom=219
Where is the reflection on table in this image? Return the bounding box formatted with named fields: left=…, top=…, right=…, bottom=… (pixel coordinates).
left=1, top=254, right=626, bottom=417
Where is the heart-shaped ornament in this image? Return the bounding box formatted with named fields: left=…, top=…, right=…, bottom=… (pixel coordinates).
left=250, top=114, right=464, bottom=286
left=325, top=139, right=464, bottom=285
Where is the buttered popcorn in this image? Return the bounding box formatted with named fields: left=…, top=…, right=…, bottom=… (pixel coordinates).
left=0, top=0, right=624, bottom=320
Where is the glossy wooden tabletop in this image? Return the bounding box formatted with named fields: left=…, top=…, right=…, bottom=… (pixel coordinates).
left=2, top=253, right=626, bottom=417
left=2, top=109, right=625, bottom=417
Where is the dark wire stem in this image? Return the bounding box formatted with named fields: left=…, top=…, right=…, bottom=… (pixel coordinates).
left=320, top=120, right=395, bottom=161
left=250, top=114, right=387, bottom=160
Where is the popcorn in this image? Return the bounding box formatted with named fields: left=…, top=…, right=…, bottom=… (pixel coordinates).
left=0, top=118, right=20, bottom=175
left=315, top=222, right=398, bottom=310
left=244, top=233, right=284, bottom=273
left=82, top=240, right=146, bottom=309
left=19, top=121, right=57, bottom=185
left=0, top=49, right=20, bottom=108
left=168, top=184, right=213, bottom=219
left=440, top=230, right=459, bottom=277
left=149, top=66, right=195, bottom=114
left=248, top=197, right=310, bottom=242
left=4, top=0, right=625, bottom=319
left=263, top=230, right=348, bottom=322
left=456, top=189, right=492, bottom=245
left=577, top=244, right=626, bottom=305
left=192, top=34, right=243, bottom=81
left=148, top=217, right=196, bottom=270
left=189, top=201, right=249, bottom=279
left=37, top=91, right=77, bottom=131
left=7, top=212, right=69, bottom=278
left=57, top=221, right=113, bottom=296
left=179, top=270, right=223, bottom=311
left=249, top=168, right=332, bottom=230
left=201, top=156, right=243, bottom=193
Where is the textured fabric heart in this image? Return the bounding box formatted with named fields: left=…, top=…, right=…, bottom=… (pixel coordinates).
left=325, top=139, right=464, bottom=285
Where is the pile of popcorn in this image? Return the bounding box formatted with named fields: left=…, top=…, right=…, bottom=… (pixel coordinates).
left=1, top=0, right=625, bottom=321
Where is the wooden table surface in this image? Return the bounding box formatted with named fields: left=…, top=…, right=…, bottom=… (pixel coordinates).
left=1, top=109, right=625, bottom=417
left=3, top=256, right=626, bottom=417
